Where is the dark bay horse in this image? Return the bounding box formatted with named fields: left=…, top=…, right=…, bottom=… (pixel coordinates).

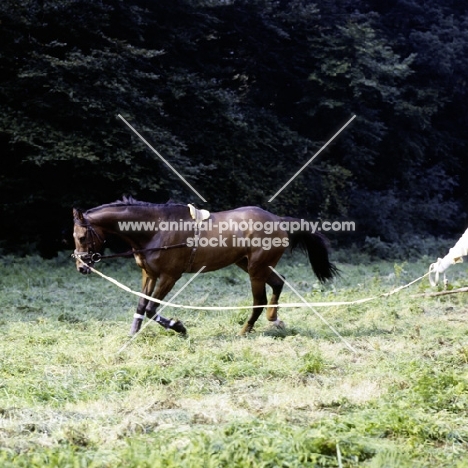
left=72, top=197, right=337, bottom=335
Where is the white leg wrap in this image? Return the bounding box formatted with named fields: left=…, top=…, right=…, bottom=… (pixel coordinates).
left=133, top=313, right=145, bottom=320
left=169, top=319, right=176, bottom=327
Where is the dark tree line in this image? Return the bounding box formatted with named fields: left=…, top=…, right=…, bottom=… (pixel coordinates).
left=0, top=0, right=467, bottom=256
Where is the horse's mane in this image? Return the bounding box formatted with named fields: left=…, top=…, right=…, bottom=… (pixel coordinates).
left=85, top=196, right=185, bottom=214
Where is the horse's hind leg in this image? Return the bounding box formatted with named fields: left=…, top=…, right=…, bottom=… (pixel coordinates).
left=240, top=277, right=268, bottom=335
left=265, top=271, right=285, bottom=328
left=235, top=259, right=264, bottom=334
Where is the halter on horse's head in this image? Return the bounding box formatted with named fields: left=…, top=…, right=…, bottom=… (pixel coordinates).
left=72, top=208, right=106, bottom=274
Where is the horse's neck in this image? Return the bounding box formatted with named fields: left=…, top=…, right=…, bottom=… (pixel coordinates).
left=87, top=204, right=189, bottom=237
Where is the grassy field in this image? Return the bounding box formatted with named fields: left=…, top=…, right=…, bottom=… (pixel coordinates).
left=1, top=250, right=468, bottom=467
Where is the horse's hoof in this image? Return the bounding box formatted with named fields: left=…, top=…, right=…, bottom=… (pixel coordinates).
left=129, top=318, right=143, bottom=335
left=239, top=325, right=253, bottom=335
left=169, top=319, right=187, bottom=335
left=271, top=319, right=285, bottom=329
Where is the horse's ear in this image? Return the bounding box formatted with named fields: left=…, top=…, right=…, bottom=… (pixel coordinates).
left=73, top=208, right=84, bottom=221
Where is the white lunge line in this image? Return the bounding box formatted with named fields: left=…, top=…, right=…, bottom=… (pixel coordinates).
left=268, top=114, right=356, bottom=202
left=118, top=114, right=207, bottom=203
left=75, top=256, right=427, bottom=311
left=117, top=266, right=206, bottom=354
left=269, top=266, right=358, bottom=354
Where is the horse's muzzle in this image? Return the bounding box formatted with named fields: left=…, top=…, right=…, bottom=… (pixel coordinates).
left=78, top=264, right=92, bottom=275
left=72, top=251, right=95, bottom=274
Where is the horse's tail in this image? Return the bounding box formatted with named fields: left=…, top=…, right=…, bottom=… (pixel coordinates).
left=282, top=217, right=338, bottom=283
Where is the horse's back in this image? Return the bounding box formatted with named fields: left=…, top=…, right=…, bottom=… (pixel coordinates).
left=214, top=206, right=278, bottom=221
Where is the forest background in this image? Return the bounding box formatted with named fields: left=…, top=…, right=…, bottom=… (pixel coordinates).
left=1, top=0, right=467, bottom=258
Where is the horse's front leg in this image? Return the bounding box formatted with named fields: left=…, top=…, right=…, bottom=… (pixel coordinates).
left=144, top=274, right=187, bottom=335
left=129, top=272, right=156, bottom=336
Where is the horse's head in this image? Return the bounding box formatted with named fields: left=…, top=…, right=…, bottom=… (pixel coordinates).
left=72, top=208, right=106, bottom=274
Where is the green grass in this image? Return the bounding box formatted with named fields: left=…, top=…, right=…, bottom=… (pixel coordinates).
left=1, top=252, right=468, bottom=466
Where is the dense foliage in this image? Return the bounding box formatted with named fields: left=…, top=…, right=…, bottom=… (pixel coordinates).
left=0, top=0, right=467, bottom=255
